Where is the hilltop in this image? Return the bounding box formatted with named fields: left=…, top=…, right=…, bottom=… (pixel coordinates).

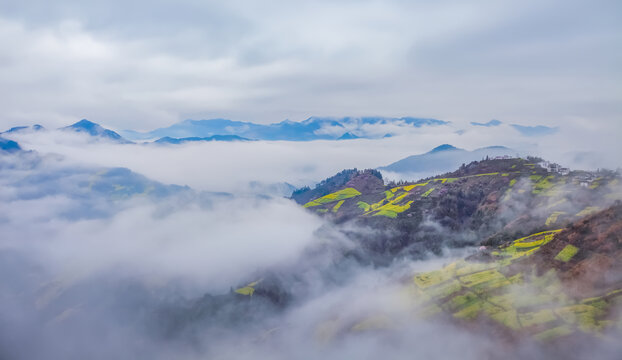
left=292, top=157, right=621, bottom=260
left=61, top=119, right=133, bottom=144
left=378, top=144, right=516, bottom=176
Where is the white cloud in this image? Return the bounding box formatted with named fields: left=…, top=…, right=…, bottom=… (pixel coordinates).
left=0, top=0, right=619, bottom=131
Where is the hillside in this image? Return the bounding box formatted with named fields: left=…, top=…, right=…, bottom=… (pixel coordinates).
left=148, top=183, right=622, bottom=358
left=62, top=119, right=132, bottom=144
left=293, top=157, right=621, bottom=260
left=378, top=144, right=515, bottom=175
left=311, top=204, right=622, bottom=353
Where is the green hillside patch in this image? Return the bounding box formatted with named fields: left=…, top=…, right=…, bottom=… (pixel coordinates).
left=453, top=301, right=486, bottom=320
left=405, top=227, right=622, bottom=340
left=518, top=309, right=557, bottom=328
left=443, top=291, right=480, bottom=312
left=235, top=280, right=260, bottom=296
left=545, top=211, right=566, bottom=226
left=357, top=201, right=371, bottom=211
left=390, top=183, right=427, bottom=193
left=576, top=206, right=600, bottom=218
left=459, top=269, right=506, bottom=288
left=303, top=187, right=362, bottom=208
left=533, top=176, right=555, bottom=195
left=490, top=310, right=521, bottom=330
left=554, top=245, right=579, bottom=262
left=421, top=187, right=435, bottom=197
left=555, top=304, right=604, bottom=332
left=414, top=265, right=456, bottom=289
left=367, top=190, right=414, bottom=218
left=332, top=200, right=345, bottom=213
left=533, top=325, right=574, bottom=342
left=425, top=280, right=463, bottom=300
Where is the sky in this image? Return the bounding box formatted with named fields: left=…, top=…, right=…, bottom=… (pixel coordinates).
left=0, top=0, right=620, bottom=131
left=2, top=3, right=622, bottom=358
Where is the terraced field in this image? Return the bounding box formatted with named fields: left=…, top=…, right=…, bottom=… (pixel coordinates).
left=296, top=159, right=621, bottom=263
left=303, top=187, right=362, bottom=208
left=406, top=230, right=621, bottom=342
left=303, top=171, right=510, bottom=218
left=235, top=280, right=261, bottom=296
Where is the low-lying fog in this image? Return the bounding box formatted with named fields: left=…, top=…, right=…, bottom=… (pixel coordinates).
left=6, top=119, right=621, bottom=193
left=1, top=123, right=621, bottom=359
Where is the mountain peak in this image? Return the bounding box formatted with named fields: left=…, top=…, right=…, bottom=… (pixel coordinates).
left=0, top=136, right=21, bottom=152
left=429, top=144, right=460, bottom=153
left=70, top=119, right=98, bottom=129
left=63, top=119, right=131, bottom=143
left=337, top=132, right=359, bottom=140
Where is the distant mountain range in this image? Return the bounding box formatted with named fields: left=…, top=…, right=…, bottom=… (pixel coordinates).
left=1, top=117, right=559, bottom=145
left=61, top=119, right=132, bottom=144
left=2, top=124, right=46, bottom=134
left=378, top=144, right=516, bottom=176
left=154, top=135, right=250, bottom=145
left=120, top=117, right=449, bottom=141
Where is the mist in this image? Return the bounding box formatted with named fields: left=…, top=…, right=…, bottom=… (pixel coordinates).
left=4, top=118, right=621, bottom=195
left=2, top=133, right=621, bottom=359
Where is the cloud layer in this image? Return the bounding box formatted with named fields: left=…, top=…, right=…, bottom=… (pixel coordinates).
left=0, top=0, right=620, bottom=130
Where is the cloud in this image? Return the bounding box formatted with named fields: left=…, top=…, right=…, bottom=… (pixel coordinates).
left=511, top=124, right=559, bottom=136
left=3, top=117, right=621, bottom=198
left=471, top=119, right=501, bottom=127
left=0, top=1, right=620, bottom=131
left=1, top=131, right=622, bottom=359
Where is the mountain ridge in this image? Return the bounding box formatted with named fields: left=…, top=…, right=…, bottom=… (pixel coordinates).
left=120, top=116, right=449, bottom=141
left=61, top=119, right=133, bottom=144
left=379, top=144, right=515, bottom=175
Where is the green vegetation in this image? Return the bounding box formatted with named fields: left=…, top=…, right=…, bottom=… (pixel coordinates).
left=235, top=280, right=260, bottom=296
left=576, top=206, right=600, bottom=218
left=303, top=187, right=362, bottom=208
left=413, top=264, right=456, bottom=289
left=555, top=304, right=605, bottom=332
left=490, top=310, right=521, bottom=330
left=357, top=201, right=371, bottom=211
left=372, top=201, right=414, bottom=218
left=533, top=325, right=573, bottom=341
left=367, top=189, right=414, bottom=218
left=519, top=309, right=557, bottom=327
left=332, top=200, right=345, bottom=213
left=533, top=176, right=555, bottom=195
left=459, top=269, right=506, bottom=288
left=406, top=229, right=622, bottom=342
left=545, top=211, right=566, bottom=226
left=421, top=187, right=435, bottom=198
left=554, top=244, right=579, bottom=262
left=390, top=183, right=426, bottom=193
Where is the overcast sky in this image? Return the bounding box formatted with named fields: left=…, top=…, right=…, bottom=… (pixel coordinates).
left=0, top=0, right=620, bottom=130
